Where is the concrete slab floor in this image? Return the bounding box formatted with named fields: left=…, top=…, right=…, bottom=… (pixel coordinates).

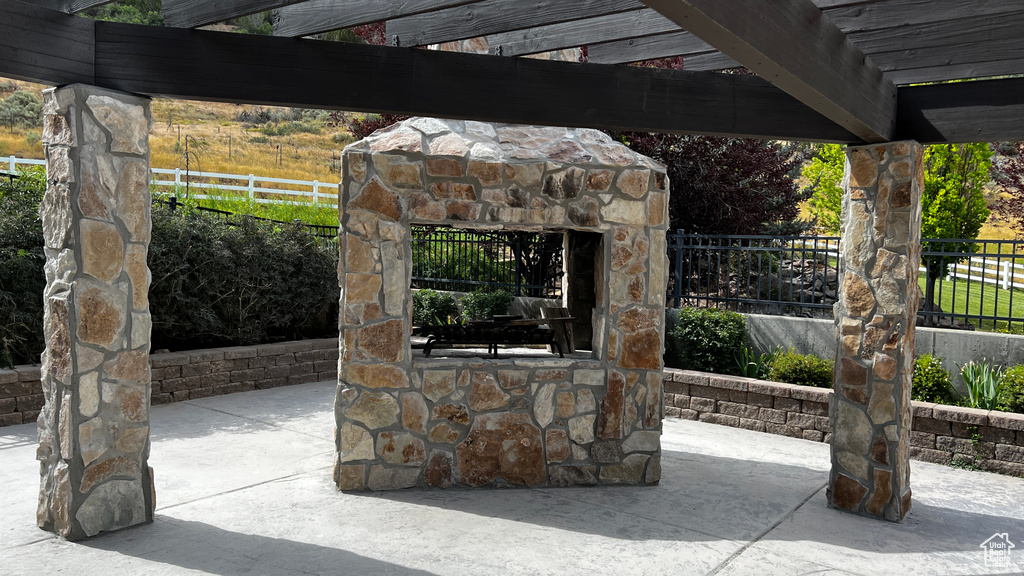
left=1, top=380, right=1022, bottom=576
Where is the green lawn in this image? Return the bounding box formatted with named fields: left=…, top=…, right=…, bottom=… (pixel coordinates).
left=919, top=275, right=1024, bottom=333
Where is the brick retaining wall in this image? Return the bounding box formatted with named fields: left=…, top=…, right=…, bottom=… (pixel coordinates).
left=664, top=368, right=1024, bottom=477
left=0, top=338, right=337, bottom=427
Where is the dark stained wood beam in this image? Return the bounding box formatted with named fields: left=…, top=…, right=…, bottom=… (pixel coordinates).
left=637, top=0, right=896, bottom=143
left=0, top=0, right=94, bottom=85
left=91, top=20, right=860, bottom=142
left=385, top=0, right=645, bottom=47
left=272, top=0, right=480, bottom=38
left=485, top=9, right=678, bottom=57
left=19, top=0, right=114, bottom=13
left=588, top=9, right=1024, bottom=86
left=896, top=78, right=1024, bottom=144
left=826, top=0, right=1018, bottom=33
left=163, top=0, right=308, bottom=29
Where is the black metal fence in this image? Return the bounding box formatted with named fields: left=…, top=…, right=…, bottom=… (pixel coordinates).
left=411, top=226, right=563, bottom=297
left=669, top=231, right=1024, bottom=332
left=668, top=233, right=841, bottom=317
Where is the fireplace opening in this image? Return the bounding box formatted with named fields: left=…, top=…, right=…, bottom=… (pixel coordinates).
left=409, top=226, right=598, bottom=360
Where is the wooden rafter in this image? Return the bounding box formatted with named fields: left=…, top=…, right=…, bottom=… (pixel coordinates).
left=637, top=0, right=896, bottom=142
left=272, top=0, right=480, bottom=38
left=162, top=0, right=308, bottom=29
left=385, top=0, right=644, bottom=47
left=18, top=0, right=114, bottom=13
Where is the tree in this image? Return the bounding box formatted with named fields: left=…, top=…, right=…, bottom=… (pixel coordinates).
left=920, top=143, right=993, bottom=317
left=993, top=141, right=1024, bottom=237
left=610, top=131, right=811, bottom=235
left=803, top=143, right=993, bottom=317
left=85, top=0, right=163, bottom=26
left=802, top=143, right=845, bottom=234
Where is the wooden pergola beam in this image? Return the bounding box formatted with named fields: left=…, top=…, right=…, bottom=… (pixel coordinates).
left=272, top=0, right=480, bottom=38
left=162, top=0, right=308, bottom=29
left=385, top=0, right=644, bottom=47
left=0, top=0, right=94, bottom=84
left=637, top=0, right=896, bottom=142
left=89, top=20, right=858, bottom=142
left=896, top=77, right=1024, bottom=144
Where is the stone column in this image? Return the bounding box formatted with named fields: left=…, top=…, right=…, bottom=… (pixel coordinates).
left=828, top=141, right=923, bottom=522
left=36, top=85, right=154, bottom=540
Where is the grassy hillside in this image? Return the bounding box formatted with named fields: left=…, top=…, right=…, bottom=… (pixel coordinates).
left=1, top=78, right=353, bottom=184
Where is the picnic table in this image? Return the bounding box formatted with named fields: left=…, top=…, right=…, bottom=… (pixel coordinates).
left=416, top=315, right=576, bottom=358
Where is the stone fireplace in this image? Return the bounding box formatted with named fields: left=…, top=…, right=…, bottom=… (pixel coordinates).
left=336, top=118, right=669, bottom=489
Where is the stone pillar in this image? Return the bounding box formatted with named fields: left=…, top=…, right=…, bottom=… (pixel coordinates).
left=828, top=141, right=923, bottom=522
left=36, top=85, right=154, bottom=540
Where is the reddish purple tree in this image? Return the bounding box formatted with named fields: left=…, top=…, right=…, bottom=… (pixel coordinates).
left=608, top=132, right=809, bottom=235
left=994, top=141, right=1024, bottom=238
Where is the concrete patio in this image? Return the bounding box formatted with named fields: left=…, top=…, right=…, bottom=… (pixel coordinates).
left=1, top=380, right=1022, bottom=576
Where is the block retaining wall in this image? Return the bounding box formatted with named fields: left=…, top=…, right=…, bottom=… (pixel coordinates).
left=0, top=338, right=338, bottom=427
left=663, top=368, right=1024, bottom=477
left=4, top=346, right=1023, bottom=477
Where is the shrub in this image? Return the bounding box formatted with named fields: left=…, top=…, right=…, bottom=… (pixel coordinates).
left=767, top=349, right=834, bottom=388
left=0, top=167, right=46, bottom=366
left=148, top=205, right=338, bottom=349
left=665, top=307, right=746, bottom=374
left=999, top=365, right=1024, bottom=413
left=412, top=289, right=460, bottom=326
left=954, top=360, right=1006, bottom=410
left=912, top=354, right=955, bottom=404
left=0, top=90, right=43, bottom=130
left=460, top=290, right=514, bottom=321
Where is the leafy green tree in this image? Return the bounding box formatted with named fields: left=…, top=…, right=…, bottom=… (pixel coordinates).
left=85, top=0, right=163, bottom=25
left=802, top=143, right=845, bottom=234
left=920, top=143, right=993, bottom=316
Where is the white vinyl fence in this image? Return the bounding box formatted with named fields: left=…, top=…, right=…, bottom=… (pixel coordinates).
left=5, top=155, right=338, bottom=207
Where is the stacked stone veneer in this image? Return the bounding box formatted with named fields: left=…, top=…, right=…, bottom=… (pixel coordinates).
left=36, top=85, right=155, bottom=540
left=336, top=118, right=669, bottom=490
left=829, top=142, right=924, bottom=521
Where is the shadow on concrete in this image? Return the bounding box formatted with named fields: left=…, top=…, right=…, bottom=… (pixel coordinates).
left=363, top=448, right=1024, bottom=555
left=83, top=518, right=439, bottom=576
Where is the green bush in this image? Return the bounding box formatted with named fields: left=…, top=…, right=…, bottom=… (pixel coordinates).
left=665, top=307, right=746, bottom=374
left=149, top=205, right=338, bottom=349
left=767, top=349, right=834, bottom=388
left=0, top=168, right=46, bottom=367
left=412, top=289, right=460, bottom=326
left=912, top=354, right=955, bottom=404
left=735, top=346, right=781, bottom=380
left=460, top=290, right=514, bottom=321
left=999, top=365, right=1024, bottom=413
left=0, top=91, right=43, bottom=130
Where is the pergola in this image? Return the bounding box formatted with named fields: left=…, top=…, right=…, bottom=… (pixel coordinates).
left=3, top=0, right=1023, bottom=540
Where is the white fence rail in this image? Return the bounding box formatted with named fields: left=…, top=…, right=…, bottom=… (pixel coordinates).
left=940, top=258, right=1024, bottom=291
left=5, top=155, right=338, bottom=207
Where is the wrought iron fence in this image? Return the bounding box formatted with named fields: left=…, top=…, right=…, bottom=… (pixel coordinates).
left=668, top=231, right=1024, bottom=332
left=411, top=226, right=563, bottom=297
left=668, top=232, right=841, bottom=317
